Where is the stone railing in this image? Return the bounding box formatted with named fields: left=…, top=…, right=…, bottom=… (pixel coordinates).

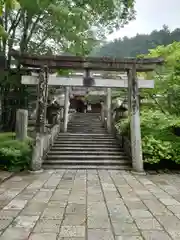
left=112, top=122, right=132, bottom=159
left=30, top=110, right=75, bottom=171
left=113, top=116, right=132, bottom=160
left=100, top=102, right=132, bottom=160
left=122, top=135, right=132, bottom=159
left=30, top=124, right=61, bottom=171
left=15, top=105, right=74, bottom=172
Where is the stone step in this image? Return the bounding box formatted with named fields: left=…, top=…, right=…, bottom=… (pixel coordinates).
left=46, top=155, right=128, bottom=160
left=68, top=119, right=100, bottom=121
left=51, top=147, right=121, bottom=151
left=58, top=133, right=112, bottom=136
left=67, top=131, right=107, bottom=134
left=57, top=136, right=116, bottom=140
left=68, top=119, right=101, bottom=121
left=55, top=139, right=118, bottom=143
left=68, top=121, right=102, bottom=123
left=67, top=127, right=104, bottom=129
left=68, top=124, right=102, bottom=127
left=68, top=127, right=102, bottom=129
left=44, top=159, right=130, bottom=165
left=67, top=129, right=104, bottom=131
left=58, top=133, right=114, bottom=137
left=43, top=164, right=131, bottom=170
left=68, top=123, right=101, bottom=124
left=53, top=143, right=121, bottom=147
left=48, top=151, right=126, bottom=155
left=68, top=122, right=102, bottom=124
left=68, top=127, right=103, bottom=129
left=54, top=139, right=119, bottom=143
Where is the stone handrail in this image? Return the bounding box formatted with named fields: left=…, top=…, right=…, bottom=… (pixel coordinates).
left=122, top=135, right=132, bottom=159
left=30, top=124, right=61, bottom=171
left=30, top=110, right=75, bottom=171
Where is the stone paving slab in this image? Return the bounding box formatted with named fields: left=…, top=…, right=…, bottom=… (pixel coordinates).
left=1, top=170, right=180, bottom=239
left=0, top=171, right=14, bottom=184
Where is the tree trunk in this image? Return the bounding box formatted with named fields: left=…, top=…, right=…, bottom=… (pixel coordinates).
left=1, top=75, right=28, bottom=132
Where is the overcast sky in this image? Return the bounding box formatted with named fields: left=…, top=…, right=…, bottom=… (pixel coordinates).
left=107, top=0, right=180, bottom=41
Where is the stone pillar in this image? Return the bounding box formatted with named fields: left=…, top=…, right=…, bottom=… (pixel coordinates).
left=15, top=109, right=28, bottom=141
left=36, top=65, right=49, bottom=134
left=44, top=66, right=49, bottom=130
left=129, top=66, right=144, bottom=172
left=31, top=133, right=44, bottom=172
left=106, top=88, right=112, bottom=133
left=127, top=69, right=132, bottom=116
left=60, top=108, right=64, bottom=132
left=31, top=65, right=49, bottom=172
left=100, top=102, right=105, bottom=126
left=63, top=87, right=70, bottom=132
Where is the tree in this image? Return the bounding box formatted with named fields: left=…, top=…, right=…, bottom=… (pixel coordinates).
left=0, top=0, right=136, bottom=130
left=139, top=42, right=180, bottom=115
left=92, top=26, right=180, bottom=58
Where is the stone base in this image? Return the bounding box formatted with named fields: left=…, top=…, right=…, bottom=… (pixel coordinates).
left=28, top=169, right=44, bottom=174
left=131, top=170, right=147, bottom=176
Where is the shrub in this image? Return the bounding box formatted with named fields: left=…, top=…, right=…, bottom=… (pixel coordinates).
left=116, top=110, right=180, bottom=167
left=0, top=133, right=34, bottom=172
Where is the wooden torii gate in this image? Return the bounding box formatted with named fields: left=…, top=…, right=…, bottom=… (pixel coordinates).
left=11, top=51, right=163, bottom=172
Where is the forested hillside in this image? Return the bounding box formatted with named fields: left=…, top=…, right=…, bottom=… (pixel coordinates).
left=92, top=25, right=180, bottom=57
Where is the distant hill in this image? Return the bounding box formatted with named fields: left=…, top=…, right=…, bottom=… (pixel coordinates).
left=91, top=25, right=180, bottom=58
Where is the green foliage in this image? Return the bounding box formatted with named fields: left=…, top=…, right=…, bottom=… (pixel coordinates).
left=139, top=42, right=180, bottom=116
left=0, top=133, right=33, bottom=171
left=1, top=0, right=135, bottom=58
left=116, top=109, right=180, bottom=166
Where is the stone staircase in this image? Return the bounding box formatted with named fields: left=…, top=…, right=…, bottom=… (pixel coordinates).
left=67, top=113, right=106, bottom=134
left=43, top=113, right=131, bottom=169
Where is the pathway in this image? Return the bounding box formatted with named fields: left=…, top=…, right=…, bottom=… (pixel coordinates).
left=0, top=170, right=179, bottom=239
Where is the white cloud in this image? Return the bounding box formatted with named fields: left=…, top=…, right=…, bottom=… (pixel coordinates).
left=107, top=0, right=180, bottom=41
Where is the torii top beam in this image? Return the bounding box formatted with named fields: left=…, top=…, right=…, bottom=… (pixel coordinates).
left=10, top=50, right=164, bottom=72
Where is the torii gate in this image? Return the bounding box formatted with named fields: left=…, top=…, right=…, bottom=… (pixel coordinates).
left=10, top=50, right=163, bottom=173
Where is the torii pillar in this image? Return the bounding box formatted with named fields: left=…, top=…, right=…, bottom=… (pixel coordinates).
left=63, top=86, right=70, bottom=132
left=106, top=88, right=112, bottom=133
left=128, top=65, right=144, bottom=173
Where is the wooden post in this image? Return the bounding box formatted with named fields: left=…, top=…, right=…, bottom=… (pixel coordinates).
left=129, top=65, right=144, bottom=172
left=63, top=86, right=70, bottom=132
left=16, top=109, right=28, bottom=141
left=106, top=88, right=112, bottom=133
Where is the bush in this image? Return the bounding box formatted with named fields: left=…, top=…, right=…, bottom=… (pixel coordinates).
left=116, top=110, right=180, bottom=168
left=0, top=133, right=34, bottom=172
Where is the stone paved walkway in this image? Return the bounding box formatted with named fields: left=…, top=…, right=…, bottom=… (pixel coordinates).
left=0, top=170, right=180, bottom=239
